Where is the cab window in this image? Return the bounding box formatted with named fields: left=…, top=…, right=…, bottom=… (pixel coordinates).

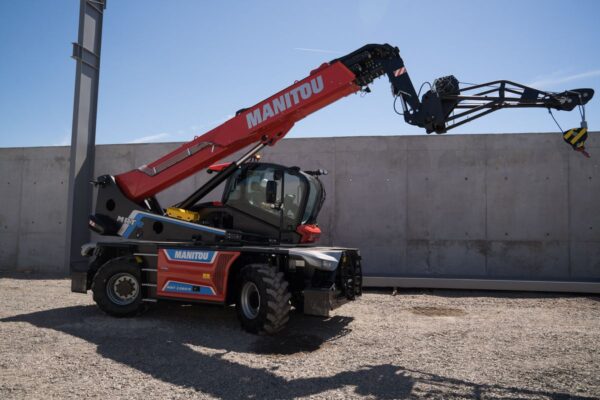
left=224, top=166, right=308, bottom=230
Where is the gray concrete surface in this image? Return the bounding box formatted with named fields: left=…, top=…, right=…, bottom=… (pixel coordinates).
left=1, top=277, right=599, bottom=399
left=0, top=133, right=599, bottom=284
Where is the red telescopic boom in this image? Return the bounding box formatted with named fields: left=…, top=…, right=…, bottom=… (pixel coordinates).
left=115, top=62, right=360, bottom=202
left=114, top=43, right=593, bottom=204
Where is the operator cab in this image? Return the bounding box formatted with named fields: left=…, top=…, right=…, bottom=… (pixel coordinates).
left=193, top=163, right=325, bottom=244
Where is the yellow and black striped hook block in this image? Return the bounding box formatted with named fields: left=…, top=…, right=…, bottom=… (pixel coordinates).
left=563, top=127, right=590, bottom=157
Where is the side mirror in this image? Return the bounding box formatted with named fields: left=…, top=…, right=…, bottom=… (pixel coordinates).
left=266, top=180, right=278, bottom=204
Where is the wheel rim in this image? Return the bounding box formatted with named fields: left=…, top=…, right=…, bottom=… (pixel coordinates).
left=106, top=273, right=139, bottom=306
left=240, top=281, right=261, bottom=319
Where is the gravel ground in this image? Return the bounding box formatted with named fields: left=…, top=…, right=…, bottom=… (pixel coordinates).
left=0, top=276, right=599, bottom=399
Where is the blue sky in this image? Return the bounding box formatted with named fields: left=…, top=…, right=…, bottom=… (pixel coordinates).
left=0, top=0, right=598, bottom=147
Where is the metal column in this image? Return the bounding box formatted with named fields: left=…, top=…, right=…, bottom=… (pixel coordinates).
left=65, top=0, right=106, bottom=278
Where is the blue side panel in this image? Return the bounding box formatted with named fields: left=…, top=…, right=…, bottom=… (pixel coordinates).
left=122, top=213, right=144, bottom=238
left=164, top=249, right=216, bottom=263
left=121, top=211, right=226, bottom=239
left=163, top=281, right=215, bottom=296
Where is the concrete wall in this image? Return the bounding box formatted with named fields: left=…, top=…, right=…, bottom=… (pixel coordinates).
left=1, top=133, right=599, bottom=283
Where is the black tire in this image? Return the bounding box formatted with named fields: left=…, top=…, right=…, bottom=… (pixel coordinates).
left=91, top=257, right=146, bottom=317
left=236, top=264, right=291, bottom=334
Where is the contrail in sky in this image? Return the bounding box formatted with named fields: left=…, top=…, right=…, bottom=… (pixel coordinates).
left=527, top=69, right=600, bottom=89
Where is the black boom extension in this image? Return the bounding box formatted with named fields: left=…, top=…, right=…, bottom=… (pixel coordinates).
left=333, top=43, right=594, bottom=134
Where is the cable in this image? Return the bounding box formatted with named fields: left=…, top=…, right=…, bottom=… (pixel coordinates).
left=459, top=81, right=499, bottom=89
left=393, top=95, right=404, bottom=116
left=417, top=81, right=432, bottom=97
left=547, top=108, right=563, bottom=132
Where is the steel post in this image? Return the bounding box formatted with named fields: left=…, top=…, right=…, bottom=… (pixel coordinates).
left=65, top=0, right=106, bottom=277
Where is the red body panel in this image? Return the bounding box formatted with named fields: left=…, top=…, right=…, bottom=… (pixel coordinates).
left=296, top=224, right=321, bottom=243
left=156, top=248, right=240, bottom=303
left=115, top=62, right=359, bottom=201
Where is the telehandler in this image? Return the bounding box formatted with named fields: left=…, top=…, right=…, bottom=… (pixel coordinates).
left=71, top=44, right=593, bottom=334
